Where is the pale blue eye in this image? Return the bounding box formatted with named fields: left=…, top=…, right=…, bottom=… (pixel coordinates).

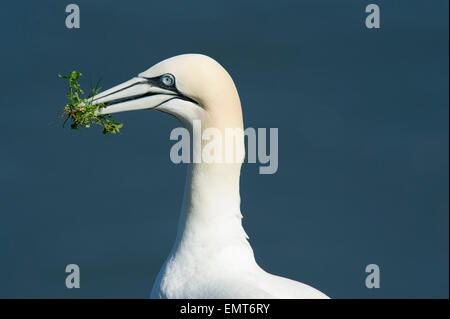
left=161, top=74, right=175, bottom=87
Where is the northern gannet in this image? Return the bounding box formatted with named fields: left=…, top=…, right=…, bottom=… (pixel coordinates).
left=91, top=54, right=329, bottom=299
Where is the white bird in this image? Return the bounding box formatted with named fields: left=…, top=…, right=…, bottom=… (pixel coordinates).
left=91, top=54, right=329, bottom=299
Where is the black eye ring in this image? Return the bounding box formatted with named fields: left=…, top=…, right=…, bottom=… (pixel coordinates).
left=160, top=73, right=175, bottom=87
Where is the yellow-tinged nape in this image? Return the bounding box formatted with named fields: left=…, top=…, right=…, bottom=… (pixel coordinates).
left=139, top=54, right=244, bottom=131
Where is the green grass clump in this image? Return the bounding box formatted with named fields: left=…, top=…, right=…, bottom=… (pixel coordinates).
left=58, top=71, right=123, bottom=135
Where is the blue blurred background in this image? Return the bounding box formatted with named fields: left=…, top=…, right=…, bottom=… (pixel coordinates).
left=0, top=0, right=448, bottom=298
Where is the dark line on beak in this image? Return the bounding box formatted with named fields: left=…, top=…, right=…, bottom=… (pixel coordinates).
left=92, top=79, right=149, bottom=102
left=107, top=91, right=174, bottom=106
left=96, top=76, right=199, bottom=107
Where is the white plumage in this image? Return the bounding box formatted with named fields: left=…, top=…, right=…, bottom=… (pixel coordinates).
left=92, top=54, right=329, bottom=299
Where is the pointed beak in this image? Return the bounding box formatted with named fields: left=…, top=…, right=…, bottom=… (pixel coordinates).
left=89, top=77, right=177, bottom=115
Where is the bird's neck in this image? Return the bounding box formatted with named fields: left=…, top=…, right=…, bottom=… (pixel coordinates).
left=172, top=125, right=250, bottom=250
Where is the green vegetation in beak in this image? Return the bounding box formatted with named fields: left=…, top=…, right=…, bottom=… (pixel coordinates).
left=58, top=71, right=124, bottom=135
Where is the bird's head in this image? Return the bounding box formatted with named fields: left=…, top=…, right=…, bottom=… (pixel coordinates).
left=92, top=54, right=243, bottom=131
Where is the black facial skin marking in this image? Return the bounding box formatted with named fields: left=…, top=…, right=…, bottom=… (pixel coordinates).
left=142, top=74, right=198, bottom=104
left=97, top=73, right=197, bottom=106
left=143, top=74, right=178, bottom=93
